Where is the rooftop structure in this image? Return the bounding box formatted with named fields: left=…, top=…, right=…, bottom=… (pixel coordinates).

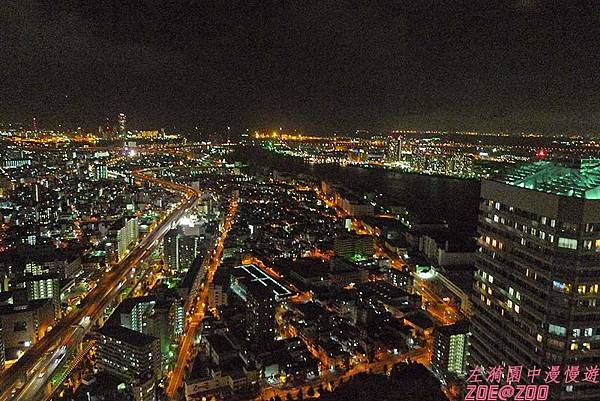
left=230, top=264, right=292, bottom=301
left=498, top=159, right=600, bottom=199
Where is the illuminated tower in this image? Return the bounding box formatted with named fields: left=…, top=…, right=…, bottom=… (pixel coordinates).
left=386, top=135, right=403, bottom=163
left=470, top=159, right=600, bottom=400
left=118, top=113, right=127, bottom=137
left=32, top=117, right=38, bottom=131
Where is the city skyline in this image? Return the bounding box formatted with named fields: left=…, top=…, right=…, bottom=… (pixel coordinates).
left=3, top=2, right=600, bottom=401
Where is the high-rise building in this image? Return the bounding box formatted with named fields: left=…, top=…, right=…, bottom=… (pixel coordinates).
left=470, top=159, right=600, bottom=400
left=432, top=320, right=469, bottom=383
left=118, top=113, right=127, bottom=137
left=163, top=228, right=200, bottom=272
left=111, top=217, right=139, bottom=261
left=96, top=325, right=160, bottom=400
left=386, top=135, right=403, bottom=163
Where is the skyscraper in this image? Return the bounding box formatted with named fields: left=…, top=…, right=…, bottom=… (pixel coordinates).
left=118, top=113, right=127, bottom=137
left=470, top=159, right=600, bottom=400
left=386, top=135, right=403, bottom=163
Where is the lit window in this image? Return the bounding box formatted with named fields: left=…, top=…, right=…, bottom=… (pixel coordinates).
left=558, top=238, right=578, bottom=250
left=549, top=324, right=567, bottom=336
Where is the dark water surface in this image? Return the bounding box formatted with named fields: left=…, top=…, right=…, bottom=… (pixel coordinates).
left=234, top=146, right=481, bottom=234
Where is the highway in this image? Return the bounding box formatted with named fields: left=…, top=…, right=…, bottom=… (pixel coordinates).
left=0, top=169, right=200, bottom=401
left=165, top=196, right=237, bottom=399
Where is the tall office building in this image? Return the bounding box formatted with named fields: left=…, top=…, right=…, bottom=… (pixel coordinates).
left=432, top=320, right=469, bottom=383
left=471, top=160, right=600, bottom=400
left=386, top=135, right=403, bottom=163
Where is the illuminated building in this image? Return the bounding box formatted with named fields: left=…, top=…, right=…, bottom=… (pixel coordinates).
left=112, top=296, right=156, bottom=333
left=118, top=113, right=127, bottom=137
left=94, top=164, right=108, bottom=181
left=432, top=320, right=469, bottom=383
left=333, top=233, right=375, bottom=260
left=3, top=159, right=32, bottom=169
left=385, top=268, right=413, bottom=292
left=112, top=216, right=139, bottom=261
left=96, top=325, right=161, bottom=400
left=471, top=159, right=600, bottom=400
left=164, top=228, right=200, bottom=272
left=9, top=273, right=61, bottom=318
left=386, top=135, right=403, bottom=163
left=109, top=295, right=184, bottom=362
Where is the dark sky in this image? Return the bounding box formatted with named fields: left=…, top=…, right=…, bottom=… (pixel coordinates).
left=1, top=0, right=599, bottom=134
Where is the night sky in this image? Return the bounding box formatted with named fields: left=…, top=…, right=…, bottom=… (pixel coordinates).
left=1, top=1, right=599, bottom=134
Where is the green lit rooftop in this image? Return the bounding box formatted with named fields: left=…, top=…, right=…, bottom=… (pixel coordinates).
left=497, top=159, right=600, bottom=199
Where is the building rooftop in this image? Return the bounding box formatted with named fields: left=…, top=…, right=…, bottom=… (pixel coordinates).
left=435, top=320, right=470, bottom=336
left=97, top=325, right=157, bottom=347
left=0, top=298, right=49, bottom=314
left=231, top=264, right=292, bottom=300
left=497, top=159, right=600, bottom=199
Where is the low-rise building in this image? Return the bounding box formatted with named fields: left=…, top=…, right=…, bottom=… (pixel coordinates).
left=0, top=299, right=54, bottom=360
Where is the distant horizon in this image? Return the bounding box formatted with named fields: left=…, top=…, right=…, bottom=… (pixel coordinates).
left=1, top=119, right=597, bottom=138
